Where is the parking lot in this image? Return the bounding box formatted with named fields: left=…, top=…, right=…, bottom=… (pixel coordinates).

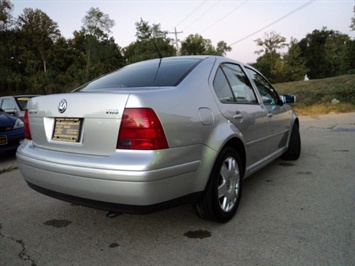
left=1, top=113, right=354, bottom=266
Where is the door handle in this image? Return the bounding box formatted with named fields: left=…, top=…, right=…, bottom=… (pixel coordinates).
left=233, top=112, right=243, bottom=119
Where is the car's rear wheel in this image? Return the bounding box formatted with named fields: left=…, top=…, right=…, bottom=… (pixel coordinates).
left=194, top=147, right=242, bottom=223
left=282, top=123, right=301, bottom=160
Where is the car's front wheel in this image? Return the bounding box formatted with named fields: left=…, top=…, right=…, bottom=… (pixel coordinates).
left=194, top=147, right=243, bottom=223
left=282, top=123, right=301, bottom=160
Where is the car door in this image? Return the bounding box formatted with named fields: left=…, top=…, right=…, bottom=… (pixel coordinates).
left=245, top=67, right=291, bottom=156
left=212, top=63, right=269, bottom=167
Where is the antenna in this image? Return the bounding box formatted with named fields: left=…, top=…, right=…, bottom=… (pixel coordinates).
left=152, top=41, right=163, bottom=59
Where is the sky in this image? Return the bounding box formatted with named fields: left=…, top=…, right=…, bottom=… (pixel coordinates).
left=11, top=0, right=355, bottom=64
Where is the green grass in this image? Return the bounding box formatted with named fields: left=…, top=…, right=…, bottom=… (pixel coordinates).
left=274, top=74, right=355, bottom=115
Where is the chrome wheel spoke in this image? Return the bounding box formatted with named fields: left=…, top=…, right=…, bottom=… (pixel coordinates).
left=217, top=156, right=240, bottom=212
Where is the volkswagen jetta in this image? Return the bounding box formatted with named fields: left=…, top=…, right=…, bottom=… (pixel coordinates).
left=17, top=56, right=300, bottom=223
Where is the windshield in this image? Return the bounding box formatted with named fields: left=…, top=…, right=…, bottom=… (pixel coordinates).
left=77, top=57, right=203, bottom=91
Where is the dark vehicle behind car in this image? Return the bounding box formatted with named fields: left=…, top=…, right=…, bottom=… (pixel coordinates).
left=0, top=95, right=36, bottom=120
left=0, top=109, right=24, bottom=153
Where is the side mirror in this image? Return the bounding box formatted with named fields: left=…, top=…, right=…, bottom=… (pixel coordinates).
left=280, top=94, right=296, bottom=104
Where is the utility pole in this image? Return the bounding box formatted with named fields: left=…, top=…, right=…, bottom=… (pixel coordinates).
left=169, top=27, right=183, bottom=55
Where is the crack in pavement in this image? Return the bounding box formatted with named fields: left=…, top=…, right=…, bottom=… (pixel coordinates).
left=0, top=223, right=37, bottom=266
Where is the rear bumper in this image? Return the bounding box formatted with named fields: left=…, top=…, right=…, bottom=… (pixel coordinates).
left=16, top=141, right=202, bottom=207
left=26, top=181, right=202, bottom=214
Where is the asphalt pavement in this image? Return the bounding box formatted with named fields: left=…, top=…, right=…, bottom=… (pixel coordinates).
left=0, top=112, right=354, bottom=266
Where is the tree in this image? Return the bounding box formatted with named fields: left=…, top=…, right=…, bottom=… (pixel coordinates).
left=80, top=7, right=121, bottom=81
left=324, top=32, right=352, bottom=76
left=299, top=27, right=353, bottom=79
left=0, top=0, right=16, bottom=94
left=255, top=31, right=288, bottom=55
left=216, top=41, right=232, bottom=56
left=44, top=36, right=82, bottom=93
left=282, top=38, right=308, bottom=81
left=252, top=52, right=282, bottom=83
left=299, top=28, right=333, bottom=79
left=123, top=19, right=176, bottom=64
left=254, top=31, right=288, bottom=76
left=180, top=34, right=207, bottom=55
left=17, top=8, right=61, bottom=73
left=180, top=34, right=231, bottom=56
left=81, top=7, right=115, bottom=41
left=252, top=32, right=288, bottom=82
left=135, top=18, right=164, bottom=41
left=0, top=0, right=13, bottom=31
left=343, top=39, right=355, bottom=74
left=351, top=6, right=355, bottom=31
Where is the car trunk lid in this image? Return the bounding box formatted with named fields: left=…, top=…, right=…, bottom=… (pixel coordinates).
left=27, top=92, right=129, bottom=156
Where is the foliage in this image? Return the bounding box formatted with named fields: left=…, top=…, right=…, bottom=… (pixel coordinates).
left=0, top=0, right=354, bottom=97
left=80, top=7, right=123, bottom=81
left=351, top=6, right=355, bottom=31
left=298, top=27, right=354, bottom=79
left=180, top=34, right=231, bottom=56
left=252, top=27, right=354, bottom=83
left=254, top=31, right=288, bottom=55
left=252, top=32, right=288, bottom=83
left=81, top=7, right=115, bottom=41
left=281, top=38, right=308, bottom=82
left=123, top=19, right=176, bottom=64
left=17, top=8, right=61, bottom=73
left=0, top=0, right=13, bottom=31
left=216, top=41, right=232, bottom=56
left=0, top=3, right=124, bottom=94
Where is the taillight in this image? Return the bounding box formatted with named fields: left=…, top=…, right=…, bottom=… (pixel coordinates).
left=24, top=109, right=32, bottom=140
left=117, top=108, right=168, bottom=150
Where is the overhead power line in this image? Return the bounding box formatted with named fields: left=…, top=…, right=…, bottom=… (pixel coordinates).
left=175, top=0, right=209, bottom=28
left=201, top=0, right=249, bottom=33
left=183, top=0, right=222, bottom=31
left=229, top=0, right=316, bottom=46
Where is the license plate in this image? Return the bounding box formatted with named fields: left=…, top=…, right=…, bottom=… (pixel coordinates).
left=52, top=118, right=82, bottom=142
left=0, top=135, right=7, bottom=145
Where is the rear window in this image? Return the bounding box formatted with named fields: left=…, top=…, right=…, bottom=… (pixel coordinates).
left=15, top=97, right=32, bottom=111
left=78, top=57, right=203, bottom=91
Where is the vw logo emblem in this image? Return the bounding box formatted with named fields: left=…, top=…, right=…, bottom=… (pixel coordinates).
left=58, top=99, right=67, bottom=113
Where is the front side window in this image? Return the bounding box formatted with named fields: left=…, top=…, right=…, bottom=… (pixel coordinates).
left=246, top=68, right=279, bottom=105
left=213, top=63, right=257, bottom=104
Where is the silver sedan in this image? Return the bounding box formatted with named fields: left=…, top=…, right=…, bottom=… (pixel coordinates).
left=17, top=56, right=300, bottom=223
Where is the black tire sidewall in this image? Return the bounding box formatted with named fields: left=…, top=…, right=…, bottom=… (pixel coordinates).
left=283, top=123, right=301, bottom=160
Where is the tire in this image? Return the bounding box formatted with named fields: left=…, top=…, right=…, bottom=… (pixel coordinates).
left=194, top=147, right=243, bottom=223
left=282, top=123, right=301, bottom=160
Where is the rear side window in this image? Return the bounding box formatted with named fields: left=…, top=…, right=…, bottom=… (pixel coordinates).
left=0, top=98, right=15, bottom=110
left=213, top=63, right=257, bottom=104
left=213, top=68, right=235, bottom=103
left=78, top=58, right=202, bottom=91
